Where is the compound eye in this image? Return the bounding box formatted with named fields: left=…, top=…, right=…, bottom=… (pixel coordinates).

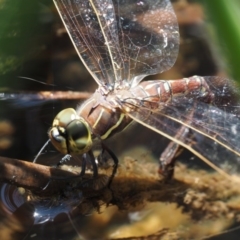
left=52, top=108, right=79, bottom=129
left=48, top=108, right=92, bottom=154
left=66, top=120, right=92, bottom=153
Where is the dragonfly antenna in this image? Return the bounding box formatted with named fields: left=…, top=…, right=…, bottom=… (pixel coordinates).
left=18, top=76, right=56, bottom=87
left=33, top=139, right=51, bottom=163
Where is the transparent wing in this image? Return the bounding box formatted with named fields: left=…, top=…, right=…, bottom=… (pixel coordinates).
left=53, top=0, right=179, bottom=87
left=124, top=77, right=240, bottom=176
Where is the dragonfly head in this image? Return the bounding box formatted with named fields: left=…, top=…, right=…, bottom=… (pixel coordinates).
left=48, top=108, right=92, bottom=155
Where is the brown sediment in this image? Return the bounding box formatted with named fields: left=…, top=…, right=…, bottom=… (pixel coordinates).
left=0, top=154, right=240, bottom=239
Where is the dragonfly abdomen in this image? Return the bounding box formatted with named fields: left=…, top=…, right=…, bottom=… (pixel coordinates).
left=131, top=76, right=214, bottom=108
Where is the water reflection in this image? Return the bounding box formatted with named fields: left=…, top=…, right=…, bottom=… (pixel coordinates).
left=0, top=183, right=87, bottom=239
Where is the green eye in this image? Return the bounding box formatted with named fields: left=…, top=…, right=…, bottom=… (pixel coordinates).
left=66, top=119, right=92, bottom=153
left=49, top=108, right=92, bottom=154
left=52, top=108, right=79, bottom=128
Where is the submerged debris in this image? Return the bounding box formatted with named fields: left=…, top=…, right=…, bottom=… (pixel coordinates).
left=0, top=152, right=240, bottom=239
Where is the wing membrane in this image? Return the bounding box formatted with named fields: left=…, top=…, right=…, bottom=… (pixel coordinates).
left=53, top=0, right=179, bottom=86
left=124, top=77, right=240, bottom=176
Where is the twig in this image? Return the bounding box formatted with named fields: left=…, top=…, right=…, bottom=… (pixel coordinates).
left=0, top=156, right=82, bottom=194
left=1, top=155, right=240, bottom=221
left=0, top=91, right=92, bottom=100
left=0, top=156, right=187, bottom=201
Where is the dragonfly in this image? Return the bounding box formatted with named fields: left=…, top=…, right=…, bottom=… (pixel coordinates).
left=48, top=0, right=240, bottom=180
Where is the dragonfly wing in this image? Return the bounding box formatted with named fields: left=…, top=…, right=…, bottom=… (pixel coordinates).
left=53, top=0, right=179, bottom=86
left=124, top=77, right=240, bottom=176
left=111, top=0, right=179, bottom=86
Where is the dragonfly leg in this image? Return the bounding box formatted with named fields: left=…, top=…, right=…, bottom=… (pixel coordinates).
left=87, top=150, right=98, bottom=178
left=56, top=154, right=72, bottom=167
left=158, top=121, right=192, bottom=180
left=54, top=150, right=97, bottom=177
left=100, top=142, right=118, bottom=187
left=159, top=140, right=184, bottom=180
left=41, top=151, right=97, bottom=191
left=159, top=111, right=195, bottom=180
left=79, top=153, right=87, bottom=177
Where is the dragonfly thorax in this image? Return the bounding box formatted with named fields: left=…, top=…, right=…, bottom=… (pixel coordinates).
left=77, top=91, right=133, bottom=140
left=48, top=108, right=92, bottom=155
